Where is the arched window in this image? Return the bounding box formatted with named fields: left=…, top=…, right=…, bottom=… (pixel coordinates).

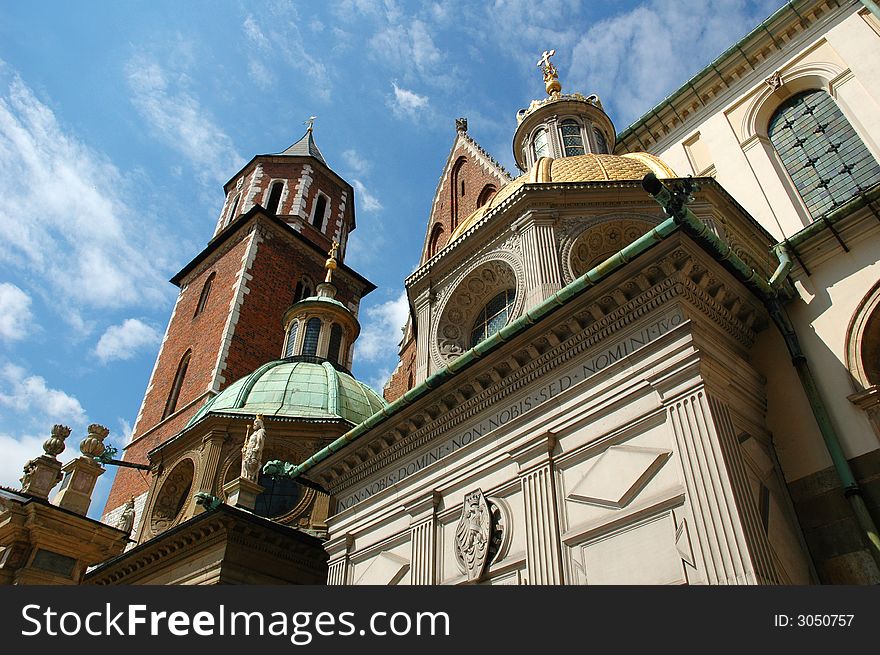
left=226, top=193, right=241, bottom=226
left=477, top=184, right=496, bottom=208
left=328, top=323, right=343, bottom=365
left=769, top=90, right=880, bottom=219
left=284, top=320, right=299, bottom=357
left=293, top=279, right=313, bottom=303
left=450, top=157, right=466, bottom=229
left=470, top=289, right=516, bottom=347
left=162, top=350, right=191, bottom=419
left=533, top=128, right=550, bottom=159
left=265, top=181, right=284, bottom=214
left=593, top=127, right=608, bottom=154
left=312, top=193, right=328, bottom=230
left=428, top=223, right=445, bottom=258
left=193, top=272, right=215, bottom=317
left=302, top=317, right=321, bottom=356
left=560, top=120, right=585, bottom=156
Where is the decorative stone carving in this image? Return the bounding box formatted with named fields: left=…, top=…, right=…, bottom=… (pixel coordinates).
left=433, top=259, right=520, bottom=366
left=241, top=415, right=266, bottom=481
left=567, top=219, right=655, bottom=281
left=765, top=70, right=783, bottom=90
left=43, top=424, right=70, bottom=458
left=150, top=458, right=195, bottom=534
left=454, top=489, right=505, bottom=582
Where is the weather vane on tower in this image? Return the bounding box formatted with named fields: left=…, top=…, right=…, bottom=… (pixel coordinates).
left=537, top=49, right=561, bottom=96
left=304, top=115, right=317, bottom=132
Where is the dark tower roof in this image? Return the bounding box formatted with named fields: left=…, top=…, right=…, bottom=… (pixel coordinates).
left=279, top=128, right=326, bottom=165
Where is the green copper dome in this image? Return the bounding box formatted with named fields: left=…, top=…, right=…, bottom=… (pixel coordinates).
left=187, top=359, right=385, bottom=428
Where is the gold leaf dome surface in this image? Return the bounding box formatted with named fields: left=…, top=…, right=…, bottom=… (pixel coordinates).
left=448, top=153, right=676, bottom=241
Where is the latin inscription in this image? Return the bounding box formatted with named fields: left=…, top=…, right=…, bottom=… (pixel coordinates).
left=337, top=309, right=684, bottom=510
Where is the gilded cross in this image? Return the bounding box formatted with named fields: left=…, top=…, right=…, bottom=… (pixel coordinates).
left=537, top=49, right=556, bottom=71
left=328, top=240, right=339, bottom=260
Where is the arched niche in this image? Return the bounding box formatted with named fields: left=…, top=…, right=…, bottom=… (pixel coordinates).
left=149, top=457, right=196, bottom=535
left=433, top=259, right=520, bottom=366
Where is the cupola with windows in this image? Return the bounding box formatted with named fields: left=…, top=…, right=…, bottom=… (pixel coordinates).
left=280, top=242, right=360, bottom=372
left=513, top=51, right=616, bottom=171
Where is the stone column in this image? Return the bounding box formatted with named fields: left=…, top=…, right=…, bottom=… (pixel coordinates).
left=405, top=491, right=441, bottom=585
left=326, top=534, right=354, bottom=586
left=511, top=432, right=564, bottom=584
left=512, top=210, right=562, bottom=308
left=53, top=424, right=109, bottom=516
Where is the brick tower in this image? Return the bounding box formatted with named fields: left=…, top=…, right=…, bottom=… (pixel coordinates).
left=102, top=127, right=375, bottom=522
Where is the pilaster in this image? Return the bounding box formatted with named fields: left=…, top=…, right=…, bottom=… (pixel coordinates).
left=405, top=490, right=441, bottom=585
left=414, top=288, right=433, bottom=384
left=510, top=432, right=564, bottom=584
left=196, top=429, right=228, bottom=495
left=326, top=534, right=354, bottom=585
left=665, top=387, right=780, bottom=584
left=512, top=210, right=562, bottom=308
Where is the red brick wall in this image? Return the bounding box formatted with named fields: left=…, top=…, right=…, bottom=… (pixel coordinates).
left=384, top=337, right=416, bottom=402
left=419, top=143, right=505, bottom=266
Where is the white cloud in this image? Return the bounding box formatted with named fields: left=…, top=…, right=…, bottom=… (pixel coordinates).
left=342, top=149, right=372, bottom=176
left=0, top=431, right=47, bottom=490
left=0, top=363, right=86, bottom=424
left=0, top=71, right=170, bottom=312
left=569, top=0, right=773, bottom=126
left=95, top=318, right=162, bottom=363
left=356, top=291, right=409, bottom=363
left=0, top=283, right=33, bottom=342
left=241, top=8, right=332, bottom=101
left=352, top=179, right=382, bottom=213
left=389, top=82, right=429, bottom=119
left=125, top=55, right=244, bottom=186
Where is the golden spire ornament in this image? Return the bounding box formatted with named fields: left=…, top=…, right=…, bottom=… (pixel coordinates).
left=537, top=49, right=561, bottom=95
left=324, top=240, right=339, bottom=283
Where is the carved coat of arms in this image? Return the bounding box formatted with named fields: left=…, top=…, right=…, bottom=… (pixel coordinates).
left=454, top=489, right=492, bottom=582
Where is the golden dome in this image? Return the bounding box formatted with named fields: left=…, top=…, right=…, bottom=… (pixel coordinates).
left=449, top=153, right=676, bottom=241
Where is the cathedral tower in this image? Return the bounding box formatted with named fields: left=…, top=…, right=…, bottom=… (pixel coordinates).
left=102, top=128, right=376, bottom=525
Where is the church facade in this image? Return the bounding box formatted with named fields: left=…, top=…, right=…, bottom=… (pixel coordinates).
left=1, top=0, right=879, bottom=585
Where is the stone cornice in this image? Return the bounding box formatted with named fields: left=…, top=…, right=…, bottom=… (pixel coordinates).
left=84, top=505, right=326, bottom=585
left=314, top=236, right=765, bottom=495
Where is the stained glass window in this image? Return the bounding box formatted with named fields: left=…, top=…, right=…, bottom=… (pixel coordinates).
left=328, top=323, right=343, bottom=365
left=533, top=128, right=549, bottom=159
left=594, top=127, right=608, bottom=154
left=470, top=289, right=516, bottom=347
left=303, top=317, right=321, bottom=356
left=561, top=119, right=585, bottom=156
left=769, top=90, right=880, bottom=219
left=284, top=321, right=298, bottom=357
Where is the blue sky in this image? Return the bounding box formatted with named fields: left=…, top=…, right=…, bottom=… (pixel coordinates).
left=0, top=0, right=782, bottom=516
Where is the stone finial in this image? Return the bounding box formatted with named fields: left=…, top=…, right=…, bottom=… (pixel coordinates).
left=43, top=424, right=70, bottom=458
left=455, top=117, right=468, bottom=133
left=20, top=426, right=68, bottom=498
left=80, top=424, right=109, bottom=457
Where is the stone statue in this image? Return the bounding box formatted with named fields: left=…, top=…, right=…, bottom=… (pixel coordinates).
left=454, top=489, right=492, bottom=582
left=241, top=414, right=266, bottom=481
left=117, top=497, right=136, bottom=535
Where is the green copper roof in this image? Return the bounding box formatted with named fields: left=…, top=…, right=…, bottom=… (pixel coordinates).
left=187, top=360, right=385, bottom=427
